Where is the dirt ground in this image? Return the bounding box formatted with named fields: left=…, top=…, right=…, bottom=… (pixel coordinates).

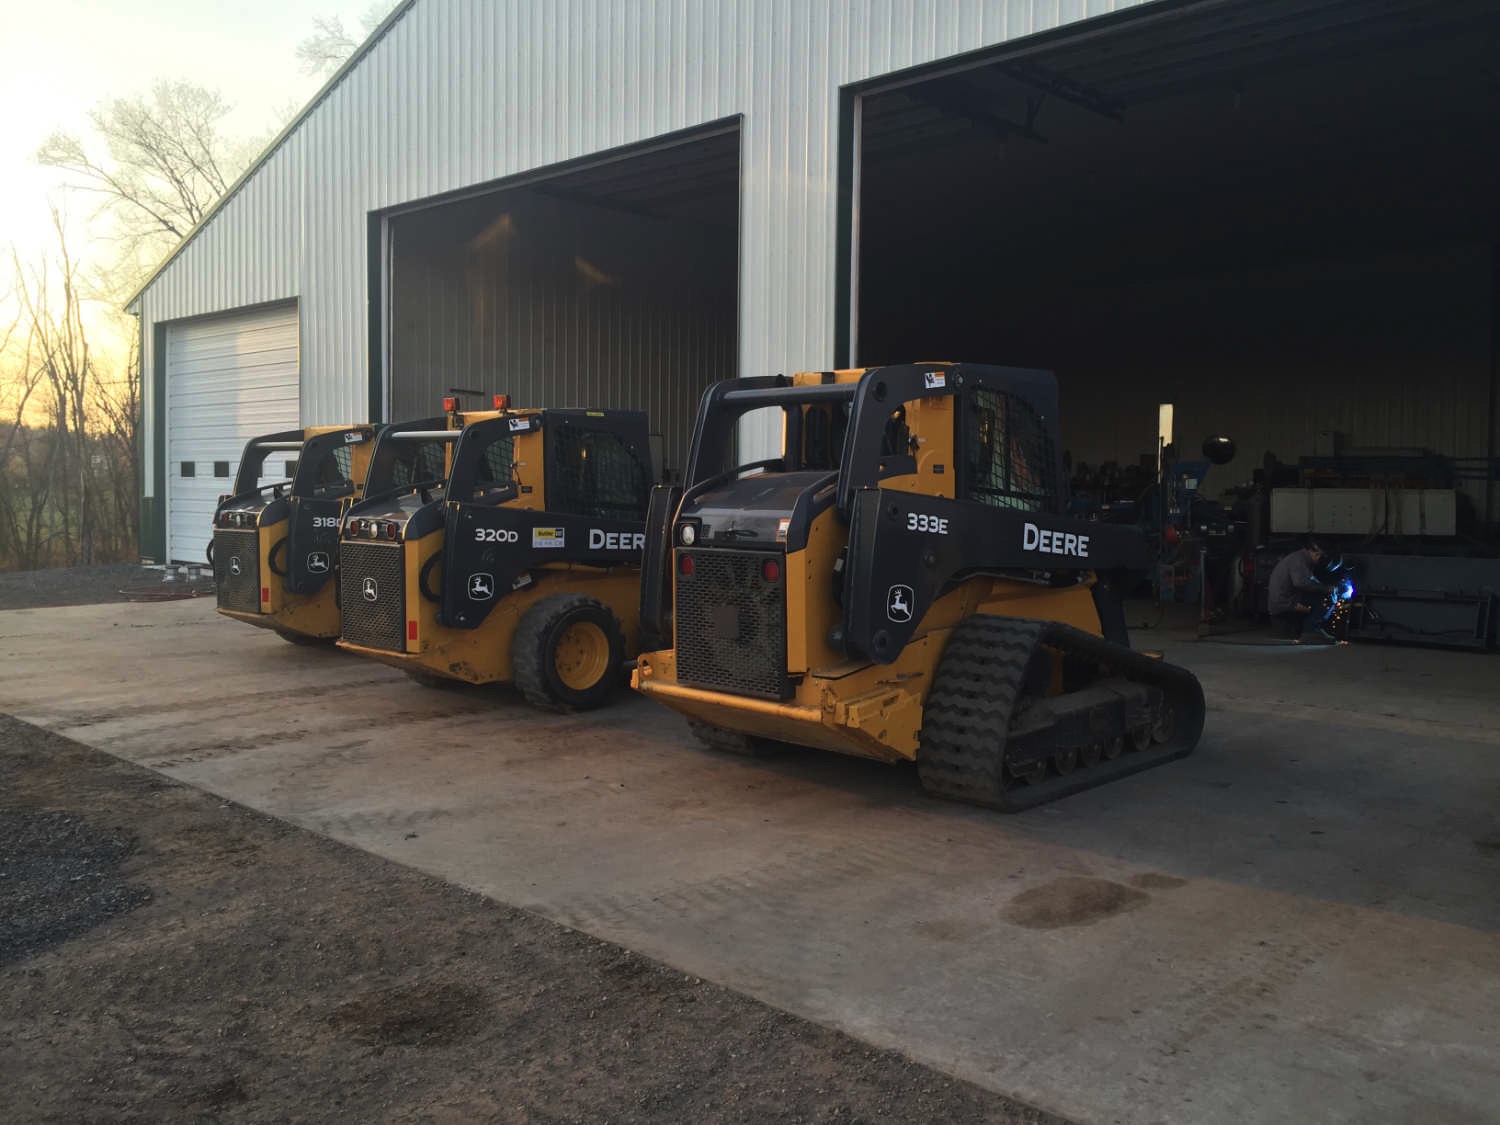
left=0, top=715, right=1062, bottom=1125
left=0, top=564, right=188, bottom=611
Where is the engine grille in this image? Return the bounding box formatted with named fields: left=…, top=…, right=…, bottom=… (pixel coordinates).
left=339, top=542, right=407, bottom=651
left=214, top=529, right=261, bottom=613
left=675, top=548, right=789, bottom=700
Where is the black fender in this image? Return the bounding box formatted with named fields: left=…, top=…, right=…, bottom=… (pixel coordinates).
left=840, top=488, right=1150, bottom=663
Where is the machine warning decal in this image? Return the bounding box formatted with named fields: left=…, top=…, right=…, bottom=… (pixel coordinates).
left=362, top=577, right=379, bottom=602
left=468, top=572, right=495, bottom=600
left=228, top=557, right=243, bottom=577
left=306, top=551, right=330, bottom=573
left=533, top=527, right=565, bottom=549
left=776, top=518, right=790, bottom=543
left=923, top=371, right=946, bottom=389
left=507, top=416, right=534, bottom=432
left=343, top=430, right=367, bottom=443
left=887, top=584, right=914, bottom=623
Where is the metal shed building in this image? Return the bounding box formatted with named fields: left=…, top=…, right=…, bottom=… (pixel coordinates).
left=130, top=0, right=1500, bottom=563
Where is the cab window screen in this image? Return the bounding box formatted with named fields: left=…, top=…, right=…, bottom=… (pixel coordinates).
left=801, top=403, right=850, bottom=471
left=465, top=432, right=516, bottom=502
left=962, top=388, right=1055, bottom=511
left=549, top=426, right=650, bottom=521
left=307, top=444, right=356, bottom=498
left=389, top=440, right=447, bottom=488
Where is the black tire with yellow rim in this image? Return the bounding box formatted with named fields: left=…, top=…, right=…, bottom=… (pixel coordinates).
left=511, top=593, right=624, bottom=712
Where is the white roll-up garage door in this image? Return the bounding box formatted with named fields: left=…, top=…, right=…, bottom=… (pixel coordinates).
left=166, top=303, right=300, bottom=563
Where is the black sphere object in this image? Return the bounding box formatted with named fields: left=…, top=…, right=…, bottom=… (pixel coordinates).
left=1202, top=435, right=1236, bottom=465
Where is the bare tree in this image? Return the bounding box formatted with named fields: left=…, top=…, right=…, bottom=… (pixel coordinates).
left=0, top=213, right=139, bottom=570
left=36, top=81, right=260, bottom=277
left=296, top=4, right=396, bottom=76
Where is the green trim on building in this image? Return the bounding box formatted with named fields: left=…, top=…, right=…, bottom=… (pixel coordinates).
left=143, top=322, right=169, bottom=562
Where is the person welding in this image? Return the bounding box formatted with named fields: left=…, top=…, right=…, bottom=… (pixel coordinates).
left=1267, top=538, right=1336, bottom=643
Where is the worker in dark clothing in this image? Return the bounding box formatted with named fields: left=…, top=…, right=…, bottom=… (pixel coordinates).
left=1267, top=540, right=1333, bottom=641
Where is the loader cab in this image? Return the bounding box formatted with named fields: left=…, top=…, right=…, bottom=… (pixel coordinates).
left=339, top=397, right=652, bottom=661
left=639, top=364, right=1074, bottom=654
left=210, top=424, right=378, bottom=625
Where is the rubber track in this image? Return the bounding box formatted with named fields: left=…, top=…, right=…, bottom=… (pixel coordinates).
left=917, top=616, right=1206, bottom=812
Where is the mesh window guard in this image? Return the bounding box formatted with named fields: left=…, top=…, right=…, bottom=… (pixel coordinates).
left=962, top=388, right=1056, bottom=512
left=549, top=427, right=650, bottom=521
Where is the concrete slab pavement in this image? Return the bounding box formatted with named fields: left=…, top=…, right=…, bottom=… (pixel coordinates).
left=2, top=599, right=1497, bottom=1124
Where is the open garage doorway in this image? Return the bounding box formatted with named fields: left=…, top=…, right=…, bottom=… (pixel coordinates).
left=383, top=124, right=740, bottom=481
left=849, top=0, right=1500, bottom=547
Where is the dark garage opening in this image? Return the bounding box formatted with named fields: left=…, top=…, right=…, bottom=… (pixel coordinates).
left=387, top=126, right=740, bottom=479
left=855, top=0, right=1500, bottom=547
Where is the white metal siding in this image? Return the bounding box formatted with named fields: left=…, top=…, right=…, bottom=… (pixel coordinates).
left=135, top=0, right=1145, bottom=501
left=166, top=304, right=300, bottom=562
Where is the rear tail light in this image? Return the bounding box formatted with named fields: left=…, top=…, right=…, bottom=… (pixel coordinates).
left=385, top=521, right=399, bottom=540
left=493, top=393, right=509, bottom=409
left=442, top=395, right=458, bottom=411
left=679, top=554, right=694, bottom=576
left=761, top=559, right=781, bottom=582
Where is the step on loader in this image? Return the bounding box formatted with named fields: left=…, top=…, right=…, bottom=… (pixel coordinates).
left=337, top=394, right=654, bottom=711
left=211, top=424, right=381, bottom=643
left=632, top=363, right=1205, bottom=810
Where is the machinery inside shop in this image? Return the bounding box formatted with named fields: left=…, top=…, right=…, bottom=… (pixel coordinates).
left=853, top=0, right=1500, bottom=649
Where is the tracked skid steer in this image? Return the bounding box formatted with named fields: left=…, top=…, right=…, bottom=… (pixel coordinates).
left=632, top=363, right=1205, bottom=810
left=337, top=394, right=654, bottom=711
left=211, top=424, right=381, bottom=643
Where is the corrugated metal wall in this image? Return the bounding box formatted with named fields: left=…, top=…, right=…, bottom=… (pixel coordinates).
left=388, top=187, right=736, bottom=476
left=135, top=0, right=1146, bottom=506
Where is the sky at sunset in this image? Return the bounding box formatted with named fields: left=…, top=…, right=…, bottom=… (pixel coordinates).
left=0, top=0, right=375, bottom=267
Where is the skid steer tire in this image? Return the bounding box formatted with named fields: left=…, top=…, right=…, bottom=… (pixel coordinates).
left=512, top=593, right=624, bottom=712
left=686, top=720, right=785, bottom=759
left=403, top=667, right=469, bottom=690
left=276, top=630, right=336, bottom=647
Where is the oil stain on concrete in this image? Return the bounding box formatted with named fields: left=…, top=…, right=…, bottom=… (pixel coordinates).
left=1002, top=876, right=1150, bottom=929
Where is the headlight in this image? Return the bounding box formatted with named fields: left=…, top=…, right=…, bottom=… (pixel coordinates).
left=679, top=523, right=696, bottom=546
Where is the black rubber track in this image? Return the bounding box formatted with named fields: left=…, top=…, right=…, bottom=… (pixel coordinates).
left=511, top=593, right=624, bottom=713
left=917, top=616, right=1205, bottom=812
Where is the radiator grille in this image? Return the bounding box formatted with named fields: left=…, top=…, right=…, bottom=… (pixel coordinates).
left=339, top=542, right=407, bottom=651
left=214, top=529, right=261, bottom=613
left=675, top=548, right=788, bottom=700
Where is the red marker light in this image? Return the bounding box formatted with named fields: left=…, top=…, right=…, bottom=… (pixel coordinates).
left=261, top=586, right=270, bottom=603
left=679, top=554, right=694, bottom=576
left=385, top=521, right=399, bottom=540
left=407, top=620, right=418, bottom=641
left=442, top=395, right=459, bottom=412
left=493, top=393, right=509, bottom=410
left=762, top=559, right=780, bottom=582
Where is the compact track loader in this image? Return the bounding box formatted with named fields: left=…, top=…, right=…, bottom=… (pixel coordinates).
left=337, top=395, right=653, bottom=710
left=632, top=363, right=1205, bottom=810
left=211, top=424, right=380, bottom=643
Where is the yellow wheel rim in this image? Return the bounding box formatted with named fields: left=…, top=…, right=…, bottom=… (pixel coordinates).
left=554, top=621, right=611, bottom=692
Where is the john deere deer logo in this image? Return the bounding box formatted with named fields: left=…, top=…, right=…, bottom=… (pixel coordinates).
left=228, top=557, right=242, bottom=577
left=362, top=577, right=379, bottom=602
left=887, top=584, right=914, bottom=623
